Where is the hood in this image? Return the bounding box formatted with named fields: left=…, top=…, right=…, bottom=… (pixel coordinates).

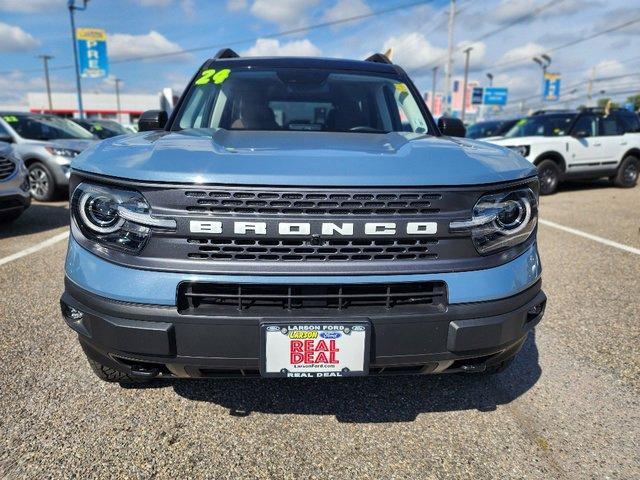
left=72, top=129, right=537, bottom=186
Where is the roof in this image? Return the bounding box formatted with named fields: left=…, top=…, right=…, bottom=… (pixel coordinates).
left=204, top=56, right=399, bottom=74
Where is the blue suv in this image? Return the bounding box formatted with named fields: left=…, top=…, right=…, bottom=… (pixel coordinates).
left=61, top=50, right=546, bottom=382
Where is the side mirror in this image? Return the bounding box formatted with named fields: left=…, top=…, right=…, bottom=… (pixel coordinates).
left=138, top=110, right=168, bottom=132
left=572, top=130, right=588, bottom=138
left=0, top=134, right=14, bottom=143
left=438, top=117, right=466, bottom=137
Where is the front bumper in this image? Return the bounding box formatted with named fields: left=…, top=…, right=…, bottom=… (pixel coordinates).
left=0, top=169, right=31, bottom=215
left=61, top=276, right=546, bottom=378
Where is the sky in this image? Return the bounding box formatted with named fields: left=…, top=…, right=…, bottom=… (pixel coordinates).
left=0, top=0, right=638, bottom=112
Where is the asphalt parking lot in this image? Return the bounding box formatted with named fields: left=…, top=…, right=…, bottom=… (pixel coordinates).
left=1, top=181, right=638, bottom=479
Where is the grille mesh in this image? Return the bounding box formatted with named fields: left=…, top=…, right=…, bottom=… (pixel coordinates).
left=0, top=157, right=16, bottom=181
left=183, top=189, right=442, bottom=216
left=178, top=281, right=448, bottom=313
left=186, top=237, right=438, bottom=262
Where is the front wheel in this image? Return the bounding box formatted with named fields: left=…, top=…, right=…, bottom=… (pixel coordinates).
left=28, top=162, right=56, bottom=201
left=613, top=155, right=639, bottom=188
left=536, top=159, right=561, bottom=195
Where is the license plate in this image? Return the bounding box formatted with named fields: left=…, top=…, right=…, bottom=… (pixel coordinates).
left=260, top=322, right=370, bottom=378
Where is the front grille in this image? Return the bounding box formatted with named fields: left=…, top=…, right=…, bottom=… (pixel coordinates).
left=0, top=157, right=16, bottom=181
left=183, top=189, right=442, bottom=216
left=186, top=237, right=438, bottom=262
left=177, top=281, right=447, bottom=315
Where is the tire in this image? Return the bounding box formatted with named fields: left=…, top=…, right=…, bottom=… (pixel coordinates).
left=536, top=159, right=561, bottom=195
left=28, top=162, right=56, bottom=201
left=87, top=357, right=150, bottom=384
left=613, top=155, right=639, bottom=188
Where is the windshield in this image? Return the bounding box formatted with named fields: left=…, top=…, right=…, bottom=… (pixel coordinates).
left=504, top=114, right=576, bottom=138
left=79, top=120, right=129, bottom=139
left=174, top=68, right=431, bottom=134
left=466, top=120, right=502, bottom=139
left=4, top=114, right=94, bottom=140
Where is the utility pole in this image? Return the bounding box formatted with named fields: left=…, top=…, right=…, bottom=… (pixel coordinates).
left=38, top=54, right=54, bottom=112
left=586, top=67, right=595, bottom=106
left=68, top=0, right=89, bottom=119
left=443, top=0, right=456, bottom=115
left=461, top=46, right=472, bottom=122
left=431, top=66, right=438, bottom=112
left=114, top=78, right=122, bottom=123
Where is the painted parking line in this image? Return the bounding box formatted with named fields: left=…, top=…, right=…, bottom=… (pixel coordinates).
left=539, top=219, right=640, bottom=256
left=0, top=230, right=69, bottom=268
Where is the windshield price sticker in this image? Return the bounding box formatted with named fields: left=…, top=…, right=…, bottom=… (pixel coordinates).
left=3, top=115, right=18, bottom=122
left=195, top=68, right=231, bottom=86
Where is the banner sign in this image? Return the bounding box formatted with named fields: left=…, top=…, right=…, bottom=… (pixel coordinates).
left=77, top=28, right=108, bottom=78
left=542, top=72, right=561, bottom=101
left=472, top=87, right=484, bottom=105
left=483, top=87, right=508, bottom=105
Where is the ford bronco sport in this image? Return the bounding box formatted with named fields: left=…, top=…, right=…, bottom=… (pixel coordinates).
left=490, top=109, right=640, bottom=195
left=61, top=50, right=546, bottom=382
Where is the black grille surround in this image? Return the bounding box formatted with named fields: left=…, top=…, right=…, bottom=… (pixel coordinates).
left=69, top=174, right=539, bottom=275
left=177, top=280, right=447, bottom=315
left=0, top=156, right=16, bottom=181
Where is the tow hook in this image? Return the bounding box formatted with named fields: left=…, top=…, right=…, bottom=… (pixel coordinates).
left=128, top=365, right=160, bottom=378
left=460, top=364, right=487, bottom=373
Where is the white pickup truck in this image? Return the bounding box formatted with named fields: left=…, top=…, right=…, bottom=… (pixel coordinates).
left=489, top=109, right=640, bottom=194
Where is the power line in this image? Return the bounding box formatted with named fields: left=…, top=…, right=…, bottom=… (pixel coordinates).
left=0, top=0, right=429, bottom=76
left=489, top=15, right=640, bottom=72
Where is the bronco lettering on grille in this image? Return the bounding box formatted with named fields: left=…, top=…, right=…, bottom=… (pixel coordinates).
left=189, top=220, right=437, bottom=236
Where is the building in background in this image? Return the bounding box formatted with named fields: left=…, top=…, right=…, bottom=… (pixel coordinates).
left=25, top=91, right=163, bottom=124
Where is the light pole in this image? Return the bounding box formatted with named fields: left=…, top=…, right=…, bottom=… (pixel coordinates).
left=38, top=54, right=54, bottom=113
left=443, top=0, right=456, bottom=114
left=431, top=66, right=438, bottom=112
left=533, top=54, right=551, bottom=101
left=486, top=72, right=493, bottom=87
left=114, top=78, right=122, bottom=123
left=68, top=0, right=89, bottom=119
left=461, top=46, right=473, bottom=122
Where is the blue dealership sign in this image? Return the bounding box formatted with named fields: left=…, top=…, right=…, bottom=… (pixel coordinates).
left=483, top=87, right=508, bottom=105
left=542, top=73, right=561, bottom=101
left=77, top=28, right=108, bottom=78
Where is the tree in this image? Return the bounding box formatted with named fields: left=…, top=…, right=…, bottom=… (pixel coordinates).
left=626, top=94, right=640, bottom=110
left=597, top=98, right=620, bottom=109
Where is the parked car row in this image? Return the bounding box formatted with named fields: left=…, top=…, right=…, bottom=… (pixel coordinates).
left=467, top=108, right=640, bottom=194
left=0, top=113, right=134, bottom=213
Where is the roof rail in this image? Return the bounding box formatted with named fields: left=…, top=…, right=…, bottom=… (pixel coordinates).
left=364, top=53, right=392, bottom=65
left=214, top=48, right=240, bottom=59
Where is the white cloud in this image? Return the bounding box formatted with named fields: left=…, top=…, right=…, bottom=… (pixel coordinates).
left=0, top=22, right=39, bottom=52
left=594, top=59, right=627, bottom=77
left=382, top=32, right=446, bottom=72
left=0, top=0, right=62, bottom=12
left=323, top=0, right=371, bottom=24
left=497, top=42, right=545, bottom=67
left=250, top=0, right=319, bottom=30
left=107, top=31, right=189, bottom=62
left=242, top=38, right=321, bottom=57
left=226, top=0, right=247, bottom=11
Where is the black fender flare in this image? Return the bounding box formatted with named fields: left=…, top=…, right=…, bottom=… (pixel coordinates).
left=533, top=151, right=566, bottom=174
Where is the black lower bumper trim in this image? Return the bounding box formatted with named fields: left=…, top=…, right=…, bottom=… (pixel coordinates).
left=61, top=278, right=545, bottom=378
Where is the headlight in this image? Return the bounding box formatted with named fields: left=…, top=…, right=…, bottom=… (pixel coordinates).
left=506, top=145, right=530, bottom=157
left=45, top=146, right=80, bottom=157
left=450, top=187, right=538, bottom=254
left=71, top=182, right=175, bottom=254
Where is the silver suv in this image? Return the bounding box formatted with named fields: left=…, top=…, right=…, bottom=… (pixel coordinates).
left=0, top=113, right=97, bottom=201
left=0, top=142, right=30, bottom=222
